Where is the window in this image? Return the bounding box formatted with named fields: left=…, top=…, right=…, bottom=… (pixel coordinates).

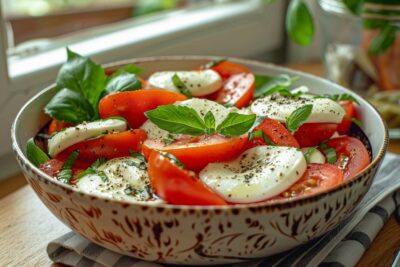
left=0, top=0, right=286, bottom=179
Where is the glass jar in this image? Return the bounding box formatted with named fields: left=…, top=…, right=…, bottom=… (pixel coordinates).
left=319, top=0, right=400, bottom=130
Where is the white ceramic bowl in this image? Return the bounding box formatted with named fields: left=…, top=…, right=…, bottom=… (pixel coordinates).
left=12, top=56, right=388, bottom=265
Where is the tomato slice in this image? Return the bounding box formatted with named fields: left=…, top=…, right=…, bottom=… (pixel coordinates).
left=278, top=163, right=344, bottom=198
left=39, top=159, right=87, bottom=179
left=251, top=118, right=299, bottom=148
left=57, top=129, right=147, bottom=163
left=47, top=119, right=73, bottom=135
left=210, top=61, right=250, bottom=79
left=148, top=151, right=226, bottom=205
left=143, top=134, right=250, bottom=171
left=211, top=73, right=255, bottom=108
left=327, top=136, right=371, bottom=180
left=99, top=90, right=187, bottom=128
left=337, top=101, right=357, bottom=135
left=294, top=123, right=338, bottom=147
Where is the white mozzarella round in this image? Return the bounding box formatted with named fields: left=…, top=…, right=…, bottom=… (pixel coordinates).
left=77, top=157, right=162, bottom=203
left=301, top=147, right=326, bottom=164
left=148, top=70, right=222, bottom=96
left=250, top=94, right=345, bottom=123
left=48, top=118, right=127, bottom=157
left=199, top=146, right=307, bottom=203
left=140, top=120, right=171, bottom=140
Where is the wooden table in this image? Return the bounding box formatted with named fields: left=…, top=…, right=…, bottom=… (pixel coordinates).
left=0, top=62, right=399, bottom=266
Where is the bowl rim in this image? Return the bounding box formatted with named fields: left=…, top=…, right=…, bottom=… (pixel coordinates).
left=11, top=55, right=389, bottom=211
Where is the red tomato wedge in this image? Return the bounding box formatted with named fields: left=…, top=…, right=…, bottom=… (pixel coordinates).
left=212, top=73, right=255, bottom=108
left=278, top=163, right=344, bottom=198
left=143, top=134, right=250, bottom=171
left=39, top=159, right=87, bottom=179
left=294, top=123, right=338, bottom=147
left=210, top=61, right=250, bottom=79
left=337, top=101, right=357, bottom=135
left=148, top=151, right=226, bottom=205
left=327, top=136, right=371, bottom=180
left=47, top=119, right=73, bottom=135
left=251, top=118, right=299, bottom=148
left=57, top=129, right=147, bottom=163
left=99, top=90, right=187, bottom=128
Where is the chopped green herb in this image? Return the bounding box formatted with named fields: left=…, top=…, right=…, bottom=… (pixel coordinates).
left=26, top=138, right=50, bottom=167
left=129, top=150, right=147, bottom=162
left=163, top=134, right=175, bottom=145
left=248, top=129, right=275, bottom=145
left=303, top=147, right=317, bottom=163
left=319, top=143, right=337, bottom=164
left=158, top=150, right=186, bottom=169
left=57, top=150, right=80, bottom=184
left=172, top=74, right=192, bottom=98
left=350, top=117, right=363, bottom=127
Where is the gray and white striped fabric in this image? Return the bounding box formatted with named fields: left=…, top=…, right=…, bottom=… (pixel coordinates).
left=47, top=153, right=400, bottom=267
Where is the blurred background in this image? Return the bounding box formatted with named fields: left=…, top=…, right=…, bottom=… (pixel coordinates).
left=0, top=0, right=398, bottom=184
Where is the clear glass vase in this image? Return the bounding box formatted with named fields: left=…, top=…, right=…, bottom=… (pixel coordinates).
left=319, top=0, right=400, bottom=131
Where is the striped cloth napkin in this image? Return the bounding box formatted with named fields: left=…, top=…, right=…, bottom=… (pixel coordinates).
left=47, top=153, right=400, bottom=267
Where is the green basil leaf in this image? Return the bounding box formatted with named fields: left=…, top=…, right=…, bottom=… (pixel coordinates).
left=368, top=24, right=397, bottom=56
left=157, top=150, right=186, bottom=169
left=57, top=48, right=106, bottom=117
left=26, top=138, right=50, bottom=167
left=350, top=117, right=363, bottom=127
left=286, top=0, right=314, bottom=46
left=204, top=111, right=216, bottom=135
left=172, top=74, right=192, bottom=98
left=200, top=58, right=226, bottom=70
left=342, top=0, right=364, bottom=15
left=248, top=129, right=275, bottom=145
left=319, top=143, right=337, bottom=164
left=217, top=113, right=256, bottom=137
left=57, top=150, right=80, bottom=184
left=303, top=147, right=317, bottom=163
left=110, top=64, right=144, bottom=78
left=286, top=104, right=313, bottom=134
left=163, top=134, right=175, bottom=145
left=91, top=157, right=107, bottom=169
left=129, top=149, right=147, bottom=162
left=104, top=73, right=142, bottom=95
left=145, top=105, right=206, bottom=135
left=44, top=88, right=94, bottom=123
left=314, top=93, right=360, bottom=105
left=254, top=74, right=273, bottom=91
left=253, top=74, right=298, bottom=98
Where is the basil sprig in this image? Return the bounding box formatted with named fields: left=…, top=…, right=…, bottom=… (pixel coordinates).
left=26, top=138, right=50, bottom=167
left=57, top=150, right=80, bottom=184
left=172, top=74, right=192, bottom=98
left=254, top=74, right=299, bottom=99
left=319, top=143, right=337, bottom=164
left=145, top=105, right=256, bottom=137
left=286, top=104, right=313, bottom=134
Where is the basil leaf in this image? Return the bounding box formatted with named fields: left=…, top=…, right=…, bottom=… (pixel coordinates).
left=204, top=111, right=216, bottom=135
left=145, top=105, right=206, bottom=135
left=57, top=150, right=80, bottom=184
left=172, top=74, right=192, bottom=98
left=91, top=157, right=107, bottom=169
left=286, top=104, right=313, bottom=134
left=286, top=0, right=314, bottom=46
left=217, top=113, right=256, bottom=137
left=254, top=74, right=272, bottom=92
left=368, top=24, right=397, bottom=56
left=44, top=88, right=94, bottom=123
left=314, top=93, right=360, bottom=105
left=303, top=147, right=317, bottom=163
left=158, top=150, right=186, bottom=169
left=104, top=73, right=142, bottom=95
left=342, top=0, right=364, bottom=15
left=26, top=138, right=50, bottom=167
left=200, top=58, right=226, bottom=70
left=163, top=134, right=175, bottom=145
left=76, top=158, right=108, bottom=180
left=110, top=64, right=143, bottom=78
left=129, top=149, right=147, bottom=162
left=319, top=143, right=337, bottom=164
left=254, top=74, right=298, bottom=98
left=248, top=129, right=275, bottom=145
left=57, top=48, right=106, bottom=117
left=350, top=117, right=363, bottom=127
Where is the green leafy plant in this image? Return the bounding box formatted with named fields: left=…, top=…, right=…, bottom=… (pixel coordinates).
left=285, top=0, right=399, bottom=55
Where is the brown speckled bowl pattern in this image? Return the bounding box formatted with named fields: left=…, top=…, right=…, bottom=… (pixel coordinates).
left=11, top=57, right=388, bottom=265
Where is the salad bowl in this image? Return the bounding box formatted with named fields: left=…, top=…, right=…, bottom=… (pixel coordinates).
left=11, top=56, right=388, bottom=265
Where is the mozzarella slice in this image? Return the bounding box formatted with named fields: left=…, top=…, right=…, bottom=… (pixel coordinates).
left=141, top=98, right=231, bottom=139
left=302, top=147, right=326, bottom=164
left=250, top=94, right=345, bottom=123
left=148, top=70, right=222, bottom=96
left=77, top=157, right=162, bottom=203
left=199, top=146, right=307, bottom=203
left=48, top=118, right=127, bottom=157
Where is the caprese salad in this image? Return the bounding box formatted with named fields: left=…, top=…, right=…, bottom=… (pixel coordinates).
left=27, top=49, right=371, bottom=206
